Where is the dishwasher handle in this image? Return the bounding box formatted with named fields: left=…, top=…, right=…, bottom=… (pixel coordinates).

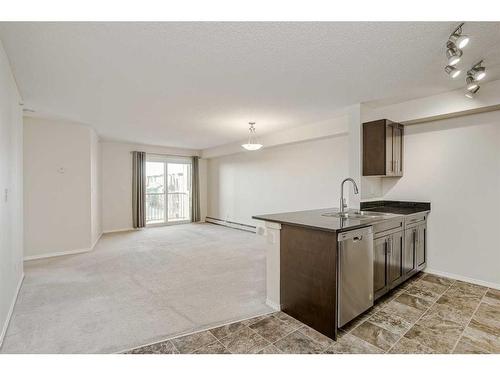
left=338, top=227, right=373, bottom=242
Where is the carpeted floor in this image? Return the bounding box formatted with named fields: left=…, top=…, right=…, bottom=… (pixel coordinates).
left=0, top=223, right=273, bottom=353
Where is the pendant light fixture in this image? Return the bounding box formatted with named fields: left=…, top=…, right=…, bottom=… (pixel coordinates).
left=241, top=122, right=263, bottom=151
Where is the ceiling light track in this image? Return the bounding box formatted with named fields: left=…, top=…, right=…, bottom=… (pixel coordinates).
left=443, top=22, right=470, bottom=79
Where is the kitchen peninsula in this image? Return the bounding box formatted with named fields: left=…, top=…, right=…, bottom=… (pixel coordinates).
left=253, top=200, right=430, bottom=340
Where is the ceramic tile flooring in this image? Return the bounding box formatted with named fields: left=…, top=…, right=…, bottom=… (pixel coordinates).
left=124, top=273, right=500, bottom=354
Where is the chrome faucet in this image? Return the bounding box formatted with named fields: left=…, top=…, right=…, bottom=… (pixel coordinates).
left=339, top=178, right=359, bottom=216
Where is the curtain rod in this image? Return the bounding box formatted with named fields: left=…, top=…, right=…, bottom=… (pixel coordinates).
left=130, top=151, right=198, bottom=158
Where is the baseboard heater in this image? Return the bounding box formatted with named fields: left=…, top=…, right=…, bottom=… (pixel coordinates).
left=205, top=216, right=256, bottom=233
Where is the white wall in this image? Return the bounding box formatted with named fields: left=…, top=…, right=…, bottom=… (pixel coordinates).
left=101, top=141, right=199, bottom=232
left=207, top=135, right=349, bottom=226
left=90, top=129, right=101, bottom=245
left=23, top=117, right=99, bottom=258
left=202, top=114, right=348, bottom=159
left=0, top=41, right=24, bottom=346
left=380, top=110, right=500, bottom=287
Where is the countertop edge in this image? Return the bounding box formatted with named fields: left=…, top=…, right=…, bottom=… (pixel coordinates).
left=252, top=209, right=430, bottom=233
left=252, top=215, right=375, bottom=233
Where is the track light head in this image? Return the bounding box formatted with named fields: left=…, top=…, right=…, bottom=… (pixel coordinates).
left=466, top=75, right=478, bottom=91
left=468, top=61, right=486, bottom=81
left=446, top=42, right=462, bottom=66
left=474, top=67, right=486, bottom=81
left=449, top=23, right=470, bottom=49
left=465, top=86, right=480, bottom=99
left=444, top=65, right=461, bottom=79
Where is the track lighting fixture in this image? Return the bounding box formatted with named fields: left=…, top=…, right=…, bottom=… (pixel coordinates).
left=465, top=86, right=479, bottom=99
left=446, top=42, right=462, bottom=66
left=444, top=65, right=461, bottom=79
left=443, top=23, right=485, bottom=98
left=468, top=60, right=486, bottom=81
left=448, top=23, right=470, bottom=49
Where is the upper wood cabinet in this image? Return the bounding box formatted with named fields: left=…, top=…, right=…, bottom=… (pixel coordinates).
left=363, top=119, right=404, bottom=177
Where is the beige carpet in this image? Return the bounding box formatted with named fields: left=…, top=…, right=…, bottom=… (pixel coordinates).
left=0, top=223, right=273, bottom=353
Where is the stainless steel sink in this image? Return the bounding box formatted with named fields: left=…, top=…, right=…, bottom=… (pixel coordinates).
left=321, top=210, right=390, bottom=219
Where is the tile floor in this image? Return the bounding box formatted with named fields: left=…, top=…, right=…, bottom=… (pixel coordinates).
left=124, top=272, right=500, bottom=354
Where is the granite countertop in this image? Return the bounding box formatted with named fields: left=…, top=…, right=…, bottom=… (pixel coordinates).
left=252, top=208, right=403, bottom=233
left=252, top=201, right=430, bottom=233
left=360, top=200, right=431, bottom=215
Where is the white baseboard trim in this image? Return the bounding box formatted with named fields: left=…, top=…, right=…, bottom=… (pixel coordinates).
left=90, top=232, right=103, bottom=250
left=205, top=217, right=256, bottom=233
left=102, top=228, right=136, bottom=234
left=265, top=299, right=281, bottom=311
left=24, top=232, right=104, bottom=261
left=425, top=268, right=500, bottom=290
left=0, top=273, right=24, bottom=348
left=24, top=247, right=92, bottom=261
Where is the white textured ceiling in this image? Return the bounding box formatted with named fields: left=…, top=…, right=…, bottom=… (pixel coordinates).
left=1, top=22, right=499, bottom=149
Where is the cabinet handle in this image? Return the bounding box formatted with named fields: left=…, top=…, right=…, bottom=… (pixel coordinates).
left=386, top=238, right=392, bottom=255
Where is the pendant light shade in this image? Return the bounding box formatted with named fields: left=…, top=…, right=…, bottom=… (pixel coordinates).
left=241, top=122, right=263, bottom=151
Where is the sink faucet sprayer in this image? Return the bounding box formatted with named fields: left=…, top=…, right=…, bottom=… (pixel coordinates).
left=339, top=178, right=359, bottom=215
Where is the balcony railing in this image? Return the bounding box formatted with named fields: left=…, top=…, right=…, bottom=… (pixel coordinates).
left=146, top=192, right=190, bottom=224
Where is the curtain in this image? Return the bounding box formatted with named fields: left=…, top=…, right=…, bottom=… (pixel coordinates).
left=191, top=156, right=201, bottom=222
left=132, top=151, right=146, bottom=228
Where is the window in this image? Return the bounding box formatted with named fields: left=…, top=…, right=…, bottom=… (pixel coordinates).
left=145, top=155, right=192, bottom=225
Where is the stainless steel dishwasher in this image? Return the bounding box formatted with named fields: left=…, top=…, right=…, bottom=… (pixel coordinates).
left=337, top=226, right=374, bottom=327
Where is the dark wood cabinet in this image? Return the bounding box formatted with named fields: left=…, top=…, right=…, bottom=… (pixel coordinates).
left=416, top=223, right=426, bottom=268
left=373, top=229, right=404, bottom=300
left=404, top=227, right=417, bottom=277
left=373, top=236, right=388, bottom=298
left=280, top=225, right=338, bottom=340
left=403, top=214, right=428, bottom=279
left=363, top=119, right=404, bottom=177
left=374, top=213, right=427, bottom=301
left=388, top=230, right=404, bottom=286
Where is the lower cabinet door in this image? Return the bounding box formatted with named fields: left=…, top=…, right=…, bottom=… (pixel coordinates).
left=416, top=223, right=426, bottom=268
left=404, top=227, right=416, bottom=276
left=388, top=231, right=404, bottom=286
left=373, top=236, right=388, bottom=298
